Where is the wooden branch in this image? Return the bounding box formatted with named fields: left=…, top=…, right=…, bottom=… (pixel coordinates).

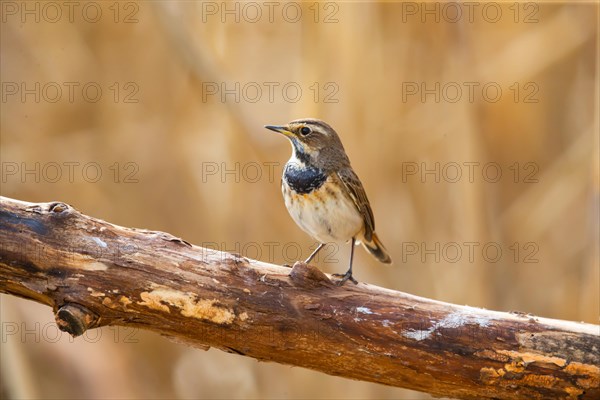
left=0, top=196, right=598, bottom=399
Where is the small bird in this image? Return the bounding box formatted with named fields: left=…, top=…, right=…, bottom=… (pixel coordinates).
left=265, top=118, right=392, bottom=285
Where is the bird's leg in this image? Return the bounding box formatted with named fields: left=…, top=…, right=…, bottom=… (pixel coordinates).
left=304, top=243, right=325, bottom=264
left=332, top=238, right=358, bottom=285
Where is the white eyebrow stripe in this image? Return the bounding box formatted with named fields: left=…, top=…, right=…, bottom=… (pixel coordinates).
left=310, top=125, right=329, bottom=136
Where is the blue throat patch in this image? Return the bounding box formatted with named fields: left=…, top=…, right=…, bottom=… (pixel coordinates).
left=284, top=162, right=327, bottom=194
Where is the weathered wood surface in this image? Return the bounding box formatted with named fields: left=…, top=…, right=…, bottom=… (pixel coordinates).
left=0, top=196, right=598, bottom=399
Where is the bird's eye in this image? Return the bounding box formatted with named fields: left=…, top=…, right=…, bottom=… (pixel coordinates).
left=300, top=126, right=311, bottom=136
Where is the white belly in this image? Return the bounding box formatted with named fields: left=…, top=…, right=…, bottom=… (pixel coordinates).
left=282, top=175, right=364, bottom=243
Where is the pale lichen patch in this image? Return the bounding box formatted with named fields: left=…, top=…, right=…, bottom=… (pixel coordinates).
left=564, top=362, right=600, bottom=388
left=565, top=387, right=584, bottom=398
left=480, top=367, right=501, bottom=384
left=522, top=373, right=561, bottom=388
left=92, top=237, right=107, bottom=248
left=119, top=296, right=132, bottom=306
left=497, top=350, right=567, bottom=368
left=474, top=349, right=510, bottom=362
left=402, top=311, right=492, bottom=341
left=480, top=350, right=595, bottom=397
left=138, top=286, right=236, bottom=325
left=83, top=261, right=109, bottom=271
left=139, top=290, right=171, bottom=313
left=181, top=298, right=235, bottom=324
left=87, top=288, right=105, bottom=297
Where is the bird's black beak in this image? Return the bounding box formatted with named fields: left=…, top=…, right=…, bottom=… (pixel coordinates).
left=265, top=124, right=294, bottom=138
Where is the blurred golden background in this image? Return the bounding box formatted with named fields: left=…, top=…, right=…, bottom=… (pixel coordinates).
left=1, top=1, right=598, bottom=399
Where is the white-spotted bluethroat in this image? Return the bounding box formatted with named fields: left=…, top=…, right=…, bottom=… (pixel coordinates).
left=265, top=118, right=392, bottom=285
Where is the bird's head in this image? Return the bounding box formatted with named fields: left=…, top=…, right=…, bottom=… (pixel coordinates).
left=265, top=118, right=349, bottom=170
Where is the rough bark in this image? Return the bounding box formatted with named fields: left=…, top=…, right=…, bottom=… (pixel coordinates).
left=0, top=196, right=598, bottom=399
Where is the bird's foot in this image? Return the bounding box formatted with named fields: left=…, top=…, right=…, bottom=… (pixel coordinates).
left=331, top=271, right=358, bottom=286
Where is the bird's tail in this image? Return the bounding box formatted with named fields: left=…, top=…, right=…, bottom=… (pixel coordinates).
left=361, top=232, right=392, bottom=264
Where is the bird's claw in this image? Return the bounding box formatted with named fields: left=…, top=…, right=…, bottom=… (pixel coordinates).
left=331, top=272, right=358, bottom=286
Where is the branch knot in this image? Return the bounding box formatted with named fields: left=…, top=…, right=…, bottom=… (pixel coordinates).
left=55, top=303, right=99, bottom=337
